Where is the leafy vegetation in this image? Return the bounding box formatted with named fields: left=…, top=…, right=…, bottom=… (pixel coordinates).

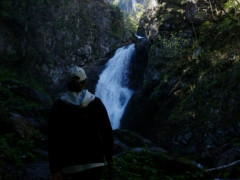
left=133, top=0, right=240, bottom=177
left=0, top=0, right=12, bottom=20
left=166, top=0, right=240, bottom=136
left=0, top=66, right=48, bottom=179
left=101, top=148, right=211, bottom=180
left=110, top=0, right=151, bottom=35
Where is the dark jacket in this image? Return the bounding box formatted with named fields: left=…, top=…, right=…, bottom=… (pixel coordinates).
left=48, top=97, right=114, bottom=173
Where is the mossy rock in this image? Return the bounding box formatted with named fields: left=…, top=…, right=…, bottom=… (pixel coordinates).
left=114, top=129, right=152, bottom=148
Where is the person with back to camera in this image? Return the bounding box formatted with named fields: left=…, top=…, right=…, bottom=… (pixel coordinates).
left=48, top=66, right=114, bottom=180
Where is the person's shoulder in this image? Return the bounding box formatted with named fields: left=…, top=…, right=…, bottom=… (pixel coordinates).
left=90, top=97, right=104, bottom=107
left=52, top=99, right=65, bottom=109
left=53, top=99, right=64, bottom=105
left=94, top=97, right=102, bottom=103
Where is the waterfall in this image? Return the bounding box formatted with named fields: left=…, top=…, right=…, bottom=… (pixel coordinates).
left=132, top=0, right=137, bottom=12
left=95, top=44, right=135, bottom=130
left=151, top=0, right=157, bottom=8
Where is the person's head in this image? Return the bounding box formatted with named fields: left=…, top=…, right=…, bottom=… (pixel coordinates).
left=67, top=66, right=87, bottom=92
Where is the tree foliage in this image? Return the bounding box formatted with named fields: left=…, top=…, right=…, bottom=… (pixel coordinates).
left=0, top=0, right=12, bottom=20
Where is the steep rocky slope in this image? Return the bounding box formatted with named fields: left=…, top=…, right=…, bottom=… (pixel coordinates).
left=122, top=0, right=240, bottom=177
left=0, top=0, right=126, bottom=93
left=105, top=0, right=158, bottom=35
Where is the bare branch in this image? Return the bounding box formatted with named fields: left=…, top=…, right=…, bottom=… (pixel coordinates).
left=206, top=159, right=240, bottom=172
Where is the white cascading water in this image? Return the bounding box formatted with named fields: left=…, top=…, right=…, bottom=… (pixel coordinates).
left=95, top=44, right=135, bottom=129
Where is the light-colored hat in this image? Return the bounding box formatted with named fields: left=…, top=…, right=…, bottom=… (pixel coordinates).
left=68, top=66, right=87, bottom=81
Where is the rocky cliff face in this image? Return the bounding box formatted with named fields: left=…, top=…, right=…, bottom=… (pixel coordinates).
left=122, top=0, right=240, bottom=173
left=0, top=0, right=126, bottom=94
left=105, top=0, right=150, bottom=17
left=105, top=0, right=156, bottom=34
left=0, top=1, right=127, bottom=178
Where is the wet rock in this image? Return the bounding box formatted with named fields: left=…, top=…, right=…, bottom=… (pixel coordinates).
left=84, top=58, right=109, bottom=92
left=114, top=129, right=152, bottom=149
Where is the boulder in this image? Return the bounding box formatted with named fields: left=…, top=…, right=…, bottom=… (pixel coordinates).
left=2, top=80, right=52, bottom=108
